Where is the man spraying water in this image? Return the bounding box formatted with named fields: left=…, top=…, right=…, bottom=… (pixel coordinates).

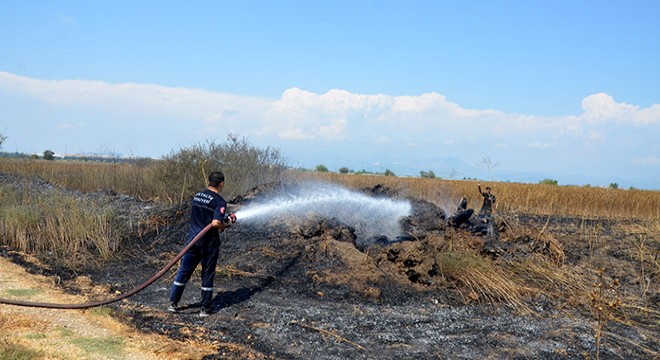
left=168, top=171, right=236, bottom=318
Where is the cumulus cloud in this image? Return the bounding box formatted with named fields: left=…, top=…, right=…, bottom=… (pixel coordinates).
left=264, top=87, right=507, bottom=138
left=265, top=87, right=390, bottom=139
left=1, top=71, right=658, bottom=160
left=580, top=93, right=660, bottom=125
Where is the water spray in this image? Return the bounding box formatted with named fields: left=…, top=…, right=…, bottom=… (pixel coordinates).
left=232, top=183, right=412, bottom=241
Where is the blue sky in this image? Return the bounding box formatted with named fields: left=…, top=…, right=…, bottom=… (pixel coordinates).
left=1, top=1, right=659, bottom=189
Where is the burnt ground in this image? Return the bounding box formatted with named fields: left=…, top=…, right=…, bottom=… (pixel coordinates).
left=1, top=174, right=659, bottom=359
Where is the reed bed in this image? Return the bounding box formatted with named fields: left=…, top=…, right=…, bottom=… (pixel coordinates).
left=0, top=184, right=118, bottom=268
left=2, top=158, right=657, bottom=220
left=303, top=172, right=660, bottom=220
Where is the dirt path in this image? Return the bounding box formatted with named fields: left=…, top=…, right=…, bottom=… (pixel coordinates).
left=0, top=256, right=213, bottom=360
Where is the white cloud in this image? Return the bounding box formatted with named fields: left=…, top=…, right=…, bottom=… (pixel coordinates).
left=579, top=93, right=660, bottom=125
left=0, top=71, right=269, bottom=119
left=266, top=87, right=390, bottom=139
left=1, top=71, right=658, bottom=181
left=5, top=71, right=657, bottom=148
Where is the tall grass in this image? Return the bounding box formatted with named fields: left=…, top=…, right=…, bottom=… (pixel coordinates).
left=437, top=250, right=531, bottom=311
left=2, top=157, right=656, bottom=220
left=0, top=185, right=118, bottom=268
left=0, top=138, right=286, bottom=204
left=0, top=158, right=154, bottom=198
left=303, top=173, right=660, bottom=220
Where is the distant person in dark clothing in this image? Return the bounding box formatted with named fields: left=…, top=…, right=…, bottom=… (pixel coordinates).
left=451, top=197, right=474, bottom=228
left=168, top=171, right=236, bottom=318
left=457, top=197, right=468, bottom=211
left=477, top=184, right=496, bottom=215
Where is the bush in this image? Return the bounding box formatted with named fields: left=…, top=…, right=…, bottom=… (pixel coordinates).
left=539, top=178, right=558, bottom=186
left=338, top=166, right=350, bottom=174
left=383, top=169, right=395, bottom=176
left=609, top=182, right=619, bottom=189
left=315, top=164, right=329, bottom=173
left=43, top=149, right=55, bottom=160
left=147, top=137, right=287, bottom=203
left=420, top=170, right=436, bottom=179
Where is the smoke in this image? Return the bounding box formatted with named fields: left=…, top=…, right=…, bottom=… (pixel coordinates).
left=234, top=182, right=412, bottom=240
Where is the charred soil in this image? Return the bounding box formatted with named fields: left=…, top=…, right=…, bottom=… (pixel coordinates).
left=1, top=175, right=658, bottom=359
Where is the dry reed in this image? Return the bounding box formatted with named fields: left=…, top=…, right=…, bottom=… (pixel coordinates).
left=0, top=184, right=119, bottom=268
left=2, top=159, right=657, bottom=220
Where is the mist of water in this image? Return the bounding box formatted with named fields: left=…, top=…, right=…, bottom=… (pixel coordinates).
left=233, top=183, right=412, bottom=240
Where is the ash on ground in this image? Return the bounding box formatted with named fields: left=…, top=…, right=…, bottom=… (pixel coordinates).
left=1, top=176, right=658, bottom=360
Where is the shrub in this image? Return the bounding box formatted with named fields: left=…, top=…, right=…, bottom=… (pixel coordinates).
left=539, top=178, right=558, bottom=186
left=383, top=169, right=395, bottom=176
left=43, top=149, right=55, bottom=160
left=315, top=164, right=329, bottom=173
left=338, top=166, right=350, bottom=174
left=609, top=182, right=619, bottom=189
left=147, top=137, right=287, bottom=203
left=420, top=170, right=436, bottom=179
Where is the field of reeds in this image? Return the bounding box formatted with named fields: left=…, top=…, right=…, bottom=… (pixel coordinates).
left=291, top=171, right=660, bottom=220
left=2, top=158, right=658, bottom=220
left=0, top=180, right=119, bottom=267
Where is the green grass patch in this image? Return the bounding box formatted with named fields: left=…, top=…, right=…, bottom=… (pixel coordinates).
left=2, top=288, right=43, bottom=298
left=87, top=306, right=115, bottom=317
left=55, top=327, right=75, bottom=337
left=23, top=333, right=46, bottom=340
left=437, top=251, right=487, bottom=274
left=71, top=336, right=125, bottom=359
left=0, top=340, right=42, bottom=360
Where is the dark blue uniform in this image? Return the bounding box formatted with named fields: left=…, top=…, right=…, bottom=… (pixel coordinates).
left=169, top=189, right=228, bottom=311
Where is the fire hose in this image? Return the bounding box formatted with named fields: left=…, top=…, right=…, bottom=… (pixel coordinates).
left=0, top=223, right=214, bottom=309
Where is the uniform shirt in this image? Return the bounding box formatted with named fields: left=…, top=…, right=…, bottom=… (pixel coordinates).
left=187, top=188, right=228, bottom=247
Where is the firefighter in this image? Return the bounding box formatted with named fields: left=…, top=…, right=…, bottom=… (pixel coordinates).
left=168, top=171, right=236, bottom=317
